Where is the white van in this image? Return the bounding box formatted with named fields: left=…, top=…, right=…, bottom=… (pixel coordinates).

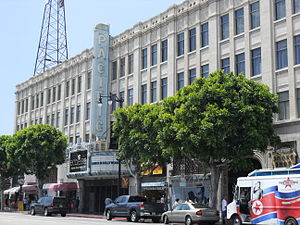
left=227, top=165, right=300, bottom=225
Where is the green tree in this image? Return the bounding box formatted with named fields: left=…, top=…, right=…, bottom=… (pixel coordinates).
left=8, top=124, right=67, bottom=195
left=159, top=71, right=279, bottom=208
left=113, top=103, right=170, bottom=194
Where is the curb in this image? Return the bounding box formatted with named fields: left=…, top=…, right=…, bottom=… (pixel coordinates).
left=67, top=214, right=126, bottom=220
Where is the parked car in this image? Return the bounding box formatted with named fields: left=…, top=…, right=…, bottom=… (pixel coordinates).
left=105, top=195, right=166, bottom=222
left=30, top=196, right=67, bottom=217
left=161, top=203, right=219, bottom=225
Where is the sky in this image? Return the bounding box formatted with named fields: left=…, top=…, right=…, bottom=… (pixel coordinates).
left=0, top=0, right=182, bottom=135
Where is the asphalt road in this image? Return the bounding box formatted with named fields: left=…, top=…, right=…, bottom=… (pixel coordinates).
left=0, top=212, right=158, bottom=225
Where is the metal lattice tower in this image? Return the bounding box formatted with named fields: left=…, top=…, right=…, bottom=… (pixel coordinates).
left=33, top=0, right=68, bottom=76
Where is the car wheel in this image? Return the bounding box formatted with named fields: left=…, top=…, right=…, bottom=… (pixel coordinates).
left=61, top=213, right=66, bottom=217
left=163, top=215, right=169, bottom=224
left=44, top=208, right=49, bottom=216
left=130, top=210, right=139, bottom=222
left=232, top=215, right=242, bottom=225
left=185, top=216, right=193, bottom=225
left=30, top=207, right=36, bottom=216
left=106, top=209, right=112, bottom=220
left=285, top=217, right=298, bottom=225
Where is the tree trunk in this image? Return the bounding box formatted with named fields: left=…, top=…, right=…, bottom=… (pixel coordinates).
left=36, top=179, right=43, bottom=198
left=136, top=175, right=142, bottom=195
left=0, top=177, right=4, bottom=210
left=209, top=166, right=221, bottom=208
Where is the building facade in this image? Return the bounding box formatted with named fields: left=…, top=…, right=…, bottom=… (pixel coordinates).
left=15, top=0, right=300, bottom=212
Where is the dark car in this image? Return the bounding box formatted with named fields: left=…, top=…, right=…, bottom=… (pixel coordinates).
left=105, top=195, right=166, bottom=222
left=30, top=196, right=67, bottom=217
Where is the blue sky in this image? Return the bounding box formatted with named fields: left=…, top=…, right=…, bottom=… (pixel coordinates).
left=0, top=0, right=182, bottom=135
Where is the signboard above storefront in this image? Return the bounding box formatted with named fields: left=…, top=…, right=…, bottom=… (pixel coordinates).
left=69, top=150, right=88, bottom=173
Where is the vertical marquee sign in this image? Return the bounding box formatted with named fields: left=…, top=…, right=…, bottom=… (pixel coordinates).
left=90, top=24, right=110, bottom=139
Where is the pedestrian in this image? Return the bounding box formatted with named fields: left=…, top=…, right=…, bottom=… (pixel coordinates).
left=173, top=198, right=180, bottom=208
left=23, top=197, right=28, bottom=211
left=221, top=196, right=228, bottom=225
left=185, top=197, right=194, bottom=204
left=75, top=197, right=80, bottom=213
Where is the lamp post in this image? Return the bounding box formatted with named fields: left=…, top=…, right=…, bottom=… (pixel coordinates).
left=97, top=93, right=124, bottom=196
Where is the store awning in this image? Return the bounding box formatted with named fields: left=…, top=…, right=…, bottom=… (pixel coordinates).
left=42, top=183, right=56, bottom=190
left=48, top=182, right=77, bottom=191
left=22, top=184, right=37, bottom=191
left=4, top=186, right=19, bottom=195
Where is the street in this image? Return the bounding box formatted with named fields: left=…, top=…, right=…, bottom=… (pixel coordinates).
left=0, top=212, right=158, bottom=225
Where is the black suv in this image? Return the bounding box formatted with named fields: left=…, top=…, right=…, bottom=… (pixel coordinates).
left=30, top=196, right=67, bottom=217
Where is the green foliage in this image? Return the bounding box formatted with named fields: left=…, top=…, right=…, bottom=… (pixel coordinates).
left=113, top=103, right=170, bottom=174
left=7, top=124, right=67, bottom=181
left=160, top=71, right=279, bottom=170
left=0, top=135, right=13, bottom=178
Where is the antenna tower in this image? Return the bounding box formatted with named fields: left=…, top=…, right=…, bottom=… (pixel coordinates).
left=33, top=0, right=68, bottom=76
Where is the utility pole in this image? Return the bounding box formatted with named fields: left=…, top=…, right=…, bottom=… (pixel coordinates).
left=33, top=0, right=68, bottom=76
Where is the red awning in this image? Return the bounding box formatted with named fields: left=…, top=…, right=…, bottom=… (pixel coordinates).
left=22, top=184, right=37, bottom=191
left=48, top=182, right=77, bottom=191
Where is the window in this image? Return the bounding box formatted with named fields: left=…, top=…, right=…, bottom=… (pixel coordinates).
left=275, top=0, right=286, bottom=20
left=297, top=89, right=300, bottom=117
left=77, top=76, right=82, bottom=93
left=236, top=53, right=245, bottom=75
left=52, top=86, right=56, bottom=102
left=177, top=33, right=184, bottom=56
left=39, top=117, right=43, bottom=124
left=141, top=84, right=147, bottom=105
left=40, top=92, right=44, bottom=106
left=70, top=106, right=75, bottom=124
left=151, top=81, right=157, bottom=103
left=278, top=91, right=289, bottom=120
left=201, top=23, right=209, bottom=47
left=17, top=101, right=21, bottom=115
left=250, top=2, right=260, bottom=29
left=221, top=58, right=230, bottom=74
left=221, top=14, right=229, bottom=40
left=51, top=113, right=55, bottom=126
left=85, top=134, right=90, bottom=142
left=111, top=94, right=117, bottom=112
left=235, top=8, right=244, bottom=35
left=161, top=78, right=168, bottom=99
left=25, top=98, right=28, bottom=112
left=251, top=48, right=261, bottom=76
left=36, top=95, right=39, bottom=109
left=76, top=105, right=81, bottom=123
left=128, top=89, right=133, bottom=106
left=57, top=84, right=61, bottom=100
left=112, top=61, right=117, bottom=80
left=294, top=0, right=300, bottom=13
left=47, top=115, right=50, bottom=124
left=120, top=57, right=125, bottom=77
left=295, top=35, right=300, bottom=65
left=276, top=40, right=288, bottom=69
left=201, top=64, right=209, bottom=78
left=87, top=72, right=92, bottom=89
left=189, top=68, right=196, bottom=84
left=161, top=39, right=168, bottom=62
left=142, top=48, right=147, bottom=69
left=69, top=137, right=73, bottom=144
left=31, top=96, right=35, bottom=110
left=65, top=81, right=70, bottom=97
left=177, top=72, right=184, bottom=90
left=56, top=112, right=60, bottom=127
left=47, top=89, right=51, bottom=104
left=151, top=44, right=157, bottom=66
left=128, top=54, right=134, bottom=74
left=119, top=91, right=125, bottom=108
left=86, top=102, right=91, bottom=120
left=189, top=28, right=196, bottom=52
left=71, top=78, right=75, bottom=95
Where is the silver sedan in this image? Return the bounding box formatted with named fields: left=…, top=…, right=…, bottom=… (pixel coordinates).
left=161, top=203, right=219, bottom=225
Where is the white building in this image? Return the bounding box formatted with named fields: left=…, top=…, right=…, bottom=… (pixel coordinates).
left=15, top=0, right=300, bottom=213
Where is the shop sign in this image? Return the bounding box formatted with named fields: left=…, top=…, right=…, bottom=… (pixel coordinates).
left=141, top=182, right=167, bottom=187
left=69, top=150, right=88, bottom=173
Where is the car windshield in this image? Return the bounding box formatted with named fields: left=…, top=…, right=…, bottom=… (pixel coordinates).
left=44, top=197, right=52, bottom=205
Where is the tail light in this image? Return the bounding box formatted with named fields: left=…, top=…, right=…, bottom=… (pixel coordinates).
left=139, top=203, right=144, bottom=209
left=196, top=210, right=202, bottom=215
left=216, top=211, right=220, bottom=216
